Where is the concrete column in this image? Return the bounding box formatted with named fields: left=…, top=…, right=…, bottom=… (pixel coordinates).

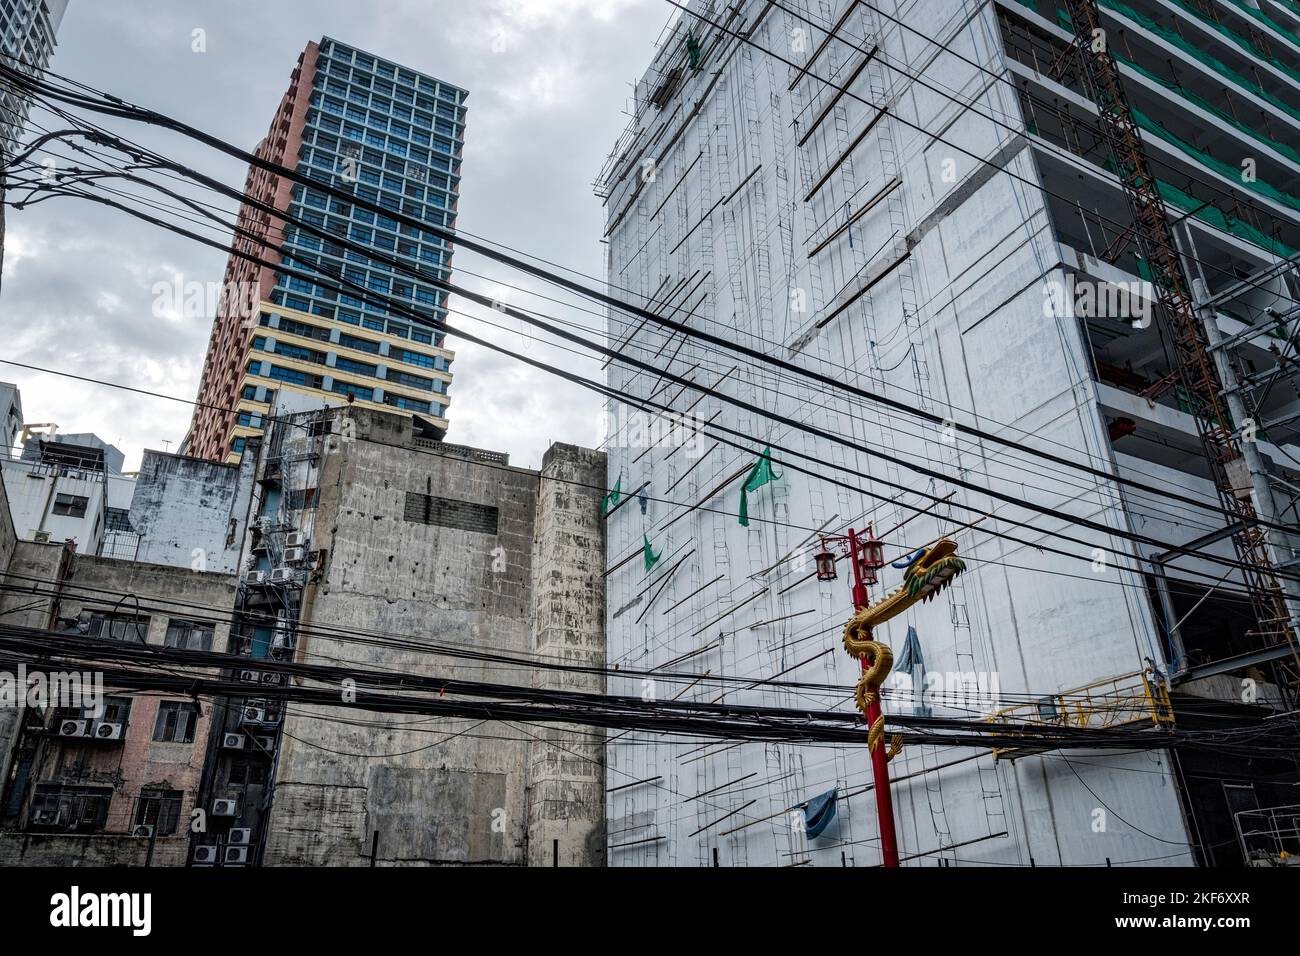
left=526, top=443, right=607, bottom=866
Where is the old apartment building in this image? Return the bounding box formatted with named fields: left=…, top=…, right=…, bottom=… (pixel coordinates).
left=0, top=402, right=609, bottom=866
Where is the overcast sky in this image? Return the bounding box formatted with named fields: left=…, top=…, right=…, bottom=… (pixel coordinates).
left=1, top=0, right=671, bottom=470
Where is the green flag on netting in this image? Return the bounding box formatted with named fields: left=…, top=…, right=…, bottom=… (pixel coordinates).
left=601, top=474, right=622, bottom=516
left=643, top=534, right=661, bottom=573
left=738, top=446, right=780, bottom=527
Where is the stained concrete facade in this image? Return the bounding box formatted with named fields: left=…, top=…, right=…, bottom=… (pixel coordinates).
left=526, top=443, right=608, bottom=866
left=196, top=406, right=611, bottom=866
left=125, top=449, right=256, bottom=573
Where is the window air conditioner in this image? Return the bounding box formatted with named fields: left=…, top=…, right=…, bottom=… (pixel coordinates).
left=93, top=721, right=124, bottom=741
left=58, top=719, right=90, bottom=737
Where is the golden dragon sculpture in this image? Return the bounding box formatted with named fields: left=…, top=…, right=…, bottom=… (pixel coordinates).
left=843, top=538, right=966, bottom=759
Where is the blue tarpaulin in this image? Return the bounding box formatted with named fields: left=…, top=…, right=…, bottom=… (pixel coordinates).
left=897, top=625, right=929, bottom=717
left=803, top=788, right=839, bottom=838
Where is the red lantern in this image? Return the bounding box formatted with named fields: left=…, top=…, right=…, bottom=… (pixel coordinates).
left=814, top=547, right=838, bottom=581
left=857, top=525, right=885, bottom=585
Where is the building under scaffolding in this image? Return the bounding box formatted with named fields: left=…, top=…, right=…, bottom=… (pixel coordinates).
left=599, top=0, right=1300, bottom=866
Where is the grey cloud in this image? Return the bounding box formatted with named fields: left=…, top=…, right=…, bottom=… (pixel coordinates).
left=1, top=0, right=666, bottom=468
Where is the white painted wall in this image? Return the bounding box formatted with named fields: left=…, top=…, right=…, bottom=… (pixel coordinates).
left=602, top=0, right=1194, bottom=867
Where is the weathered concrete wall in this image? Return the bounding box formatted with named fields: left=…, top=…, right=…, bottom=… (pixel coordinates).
left=262, top=409, right=542, bottom=866
left=0, top=475, right=28, bottom=791
left=128, top=449, right=256, bottom=573
left=0, top=554, right=237, bottom=866
left=526, top=443, right=608, bottom=866
left=0, top=447, right=15, bottom=576
left=0, top=460, right=108, bottom=551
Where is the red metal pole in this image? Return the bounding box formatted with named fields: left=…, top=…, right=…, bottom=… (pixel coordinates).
left=848, top=528, right=900, bottom=868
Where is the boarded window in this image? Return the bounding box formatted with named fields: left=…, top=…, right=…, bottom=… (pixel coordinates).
left=403, top=492, right=499, bottom=535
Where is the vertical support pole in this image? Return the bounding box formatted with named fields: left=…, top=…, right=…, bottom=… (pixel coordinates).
left=848, top=527, right=899, bottom=868
left=1195, top=278, right=1300, bottom=667
left=1150, top=557, right=1187, bottom=673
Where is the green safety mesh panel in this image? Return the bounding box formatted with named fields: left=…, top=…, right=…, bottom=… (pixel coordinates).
left=1131, top=104, right=1300, bottom=213
left=1116, top=54, right=1300, bottom=165
left=1005, top=1, right=1297, bottom=259
left=1166, top=0, right=1298, bottom=78
left=1221, top=0, right=1300, bottom=50
left=1099, top=0, right=1300, bottom=124
left=1156, top=178, right=1298, bottom=256
left=1276, top=0, right=1300, bottom=25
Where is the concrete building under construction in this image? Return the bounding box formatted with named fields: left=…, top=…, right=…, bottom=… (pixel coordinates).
left=599, top=0, right=1300, bottom=866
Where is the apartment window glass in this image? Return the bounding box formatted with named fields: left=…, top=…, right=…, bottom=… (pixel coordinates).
left=84, top=612, right=150, bottom=643
left=153, top=701, right=198, bottom=744
left=52, top=494, right=88, bottom=518
left=164, top=619, right=214, bottom=651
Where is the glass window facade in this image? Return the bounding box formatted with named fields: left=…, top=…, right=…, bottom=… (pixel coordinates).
left=274, top=35, right=465, bottom=373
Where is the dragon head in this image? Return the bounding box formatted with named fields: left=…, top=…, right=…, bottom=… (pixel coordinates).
left=903, top=538, right=964, bottom=597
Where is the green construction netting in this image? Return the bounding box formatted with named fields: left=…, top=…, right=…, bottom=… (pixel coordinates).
left=1007, top=1, right=1296, bottom=258
left=1276, top=0, right=1300, bottom=25
left=1156, top=177, right=1298, bottom=257
left=1097, top=0, right=1300, bottom=125
left=1116, top=54, right=1300, bottom=165
left=1131, top=104, right=1300, bottom=212
left=1221, top=0, right=1300, bottom=52
left=1166, top=0, right=1299, bottom=79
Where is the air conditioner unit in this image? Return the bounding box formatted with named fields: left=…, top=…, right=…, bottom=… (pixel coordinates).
left=242, top=570, right=267, bottom=585
left=93, top=722, right=124, bottom=741
left=58, top=719, right=90, bottom=738
left=260, top=671, right=285, bottom=686
left=221, top=733, right=245, bottom=750
left=211, top=798, right=238, bottom=818
left=192, top=845, right=218, bottom=864
left=283, top=546, right=306, bottom=565
left=241, top=706, right=267, bottom=724
left=32, top=530, right=52, bottom=544
left=32, top=808, right=65, bottom=827
left=269, top=567, right=295, bottom=584
left=253, top=736, right=276, bottom=751
left=238, top=669, right=260, bottom=682
left=228, top=827, right=252, bottom=846
left=132, top=824, right=154, bottom=838
left=285, top=531, right=308, bottom=548
left=224, top=846, right=249, bottom=865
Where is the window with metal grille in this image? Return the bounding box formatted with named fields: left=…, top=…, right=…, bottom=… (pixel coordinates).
left=104, top=507, right=132, bottom=532
left=29, top=785, right=112, bottom=832
left=134, top=788, right=183, bottom=835
left=286, top=487, right=319, bottom=511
